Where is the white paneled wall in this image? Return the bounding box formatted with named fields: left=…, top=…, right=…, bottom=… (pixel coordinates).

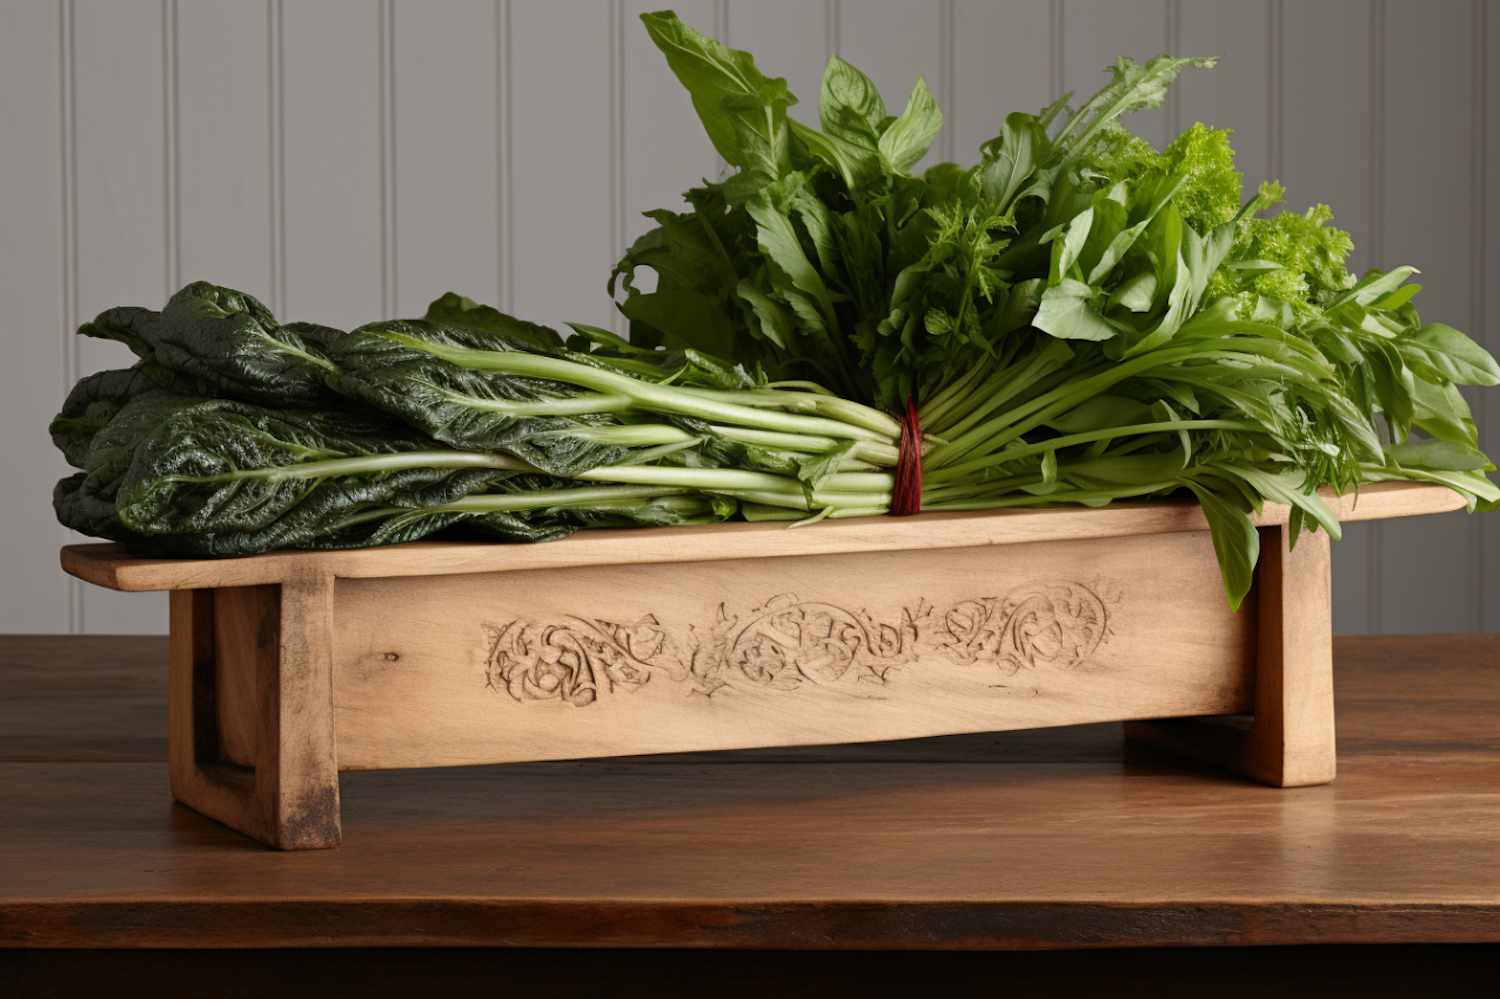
left=1, top=0, right=1494, bottom=634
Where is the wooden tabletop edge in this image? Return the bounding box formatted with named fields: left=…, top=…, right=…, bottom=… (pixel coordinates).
left=2, top=898, right=1496, bottom=950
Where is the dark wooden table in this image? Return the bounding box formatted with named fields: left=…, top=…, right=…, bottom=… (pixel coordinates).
left=1, top=635, right=1496, bottom=998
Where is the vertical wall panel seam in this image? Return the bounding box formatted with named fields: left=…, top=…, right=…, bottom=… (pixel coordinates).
left=713, top=0, right=729, bottom=179
left=609, top=0, right=625, bottom=334
left=1164, top=0, right=1180, bottom=136
left=1369, top=0, right=1386, bottom=632
left=940, top=0, right=955, bottom=163
left=1471, top=0, right=1487, bottom=632
left=379, top=0, right=396, bottom=320
left=163, top=0, right=179, bottom=292
left=60, top=0, right=81, bottom=635
left=1050, top=0, right=1064, bottom=103
left=827, top=0, right=839, bottom=60
left=1268, top=0, right=1282, bottom=184
left=497, top=0, right=512, bottom=312
left=268, top=0, right=285, bottom=317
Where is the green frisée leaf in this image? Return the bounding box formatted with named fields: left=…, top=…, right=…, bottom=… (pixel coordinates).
left=1055, top=55, right=1219, bottom=164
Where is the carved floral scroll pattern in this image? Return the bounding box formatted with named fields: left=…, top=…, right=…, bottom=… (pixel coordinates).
left=483, top=581, right=1109, bottom=706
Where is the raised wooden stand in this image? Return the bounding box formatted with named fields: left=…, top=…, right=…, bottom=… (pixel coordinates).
left=60, top=482, right=1462, bottom=850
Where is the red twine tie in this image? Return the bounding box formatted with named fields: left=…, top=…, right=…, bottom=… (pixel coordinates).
left=890, top=395, right=923, bottom=517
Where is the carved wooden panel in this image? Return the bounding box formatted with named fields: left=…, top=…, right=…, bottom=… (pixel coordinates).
left=330, top=530, right=1256, bottom=771
left=482, top=581, right=1110, bottom=706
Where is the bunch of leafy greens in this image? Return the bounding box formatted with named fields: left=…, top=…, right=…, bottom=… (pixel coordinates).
left=606, top=10, right=1499, bottom=608
left=51, top=15, right=1500, bottom=612
left=53, top=282, right=906, bottom=557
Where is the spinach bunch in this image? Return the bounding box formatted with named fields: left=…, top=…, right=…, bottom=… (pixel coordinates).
left=53, top=282, right=906, bottom=557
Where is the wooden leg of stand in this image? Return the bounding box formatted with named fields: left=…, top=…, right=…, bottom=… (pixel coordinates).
left=168, top=576, right=342, bottom=848
left=1124, top=525, right=1336, bottom=787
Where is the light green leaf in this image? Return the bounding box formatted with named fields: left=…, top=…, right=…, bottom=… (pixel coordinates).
left=791, top=117, right=883, bottom=195
left=1401, top=324, right=1500, bottom=387
left=979, top=111, right=1050, bottom=210
left=1332, top=266, right=1419, bottom=308
left=733, top=279, right=794, bottom=350
left=795, top=440, right=857, bottom=492
left=1034, top=279, right=1117, bottom=341
left=1387, top=439, right=1492, bottom=472
left=746, top=194, right=839, bottom=332
left=639, top=11, right=795, bottom=186
left=1040, top=448, right=1058, bottom=486
left=1412, top=377, right=1480, bottom=446
left=1180, top=476, right=1260, bottom=612
left=878, top=77, right=943, bottom=174
left=1109, top=272, right=1157, bottom=313
left=1054, top=207, right=1095, bottom=283
left=1087, top=216, right=1149, bottom=286
left=1219, top=465, right=1342, bottom=541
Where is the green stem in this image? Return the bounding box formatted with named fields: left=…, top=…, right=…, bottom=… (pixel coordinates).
left=386, top=334, right=894, bottom=444
left=925, top=348, right=1082, bottom=449
left=924, top=420, right=1257, bottom=484
left=925, top=346, right=1200, bottom=468
left=765, top=380, right=837, bottom=395
left=574, top=465, right=892, bottom=495
left=673, top=386, right=902, bottom=438
left=539, top=425, right=699, bottom=447
left=713, top=487, right=892, bottom=511
left=437, top=388, right=635, bottom=417
left=175, top=450, right=531, bottom=484
left=920, top=480, right=1182, bottom=511
left=920, top=475, right=1035, bottom=503
left=708, top=425, right=900, bottom=466
left=332, top=484, right=696, bottom=527
left=918, top=354, right=994, bottom=430
left=616, top=438, right=706, bottom=466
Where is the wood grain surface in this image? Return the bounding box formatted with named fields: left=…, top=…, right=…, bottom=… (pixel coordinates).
left=328, top=531, right=1252, bottom=770
left=59, top=482, right=1465, bottom=593
left=2, top=634, right=1496, bottom=952
left=1125, top=524, right=1335, bottom=786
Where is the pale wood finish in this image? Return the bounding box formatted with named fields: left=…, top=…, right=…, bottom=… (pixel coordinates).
left=8, top=634, right=1496, bottom=766
left=167, top=577, right=341, bottom=849
left=212, top=586, right=274, bottom=771
left=59, top=482, right=1464, bottom=594
left=1125, top=525, right=1337, bottom=787
left=329, top=532, right=1253, bottom=771
left=57, top=483, right=1466, bottom=845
